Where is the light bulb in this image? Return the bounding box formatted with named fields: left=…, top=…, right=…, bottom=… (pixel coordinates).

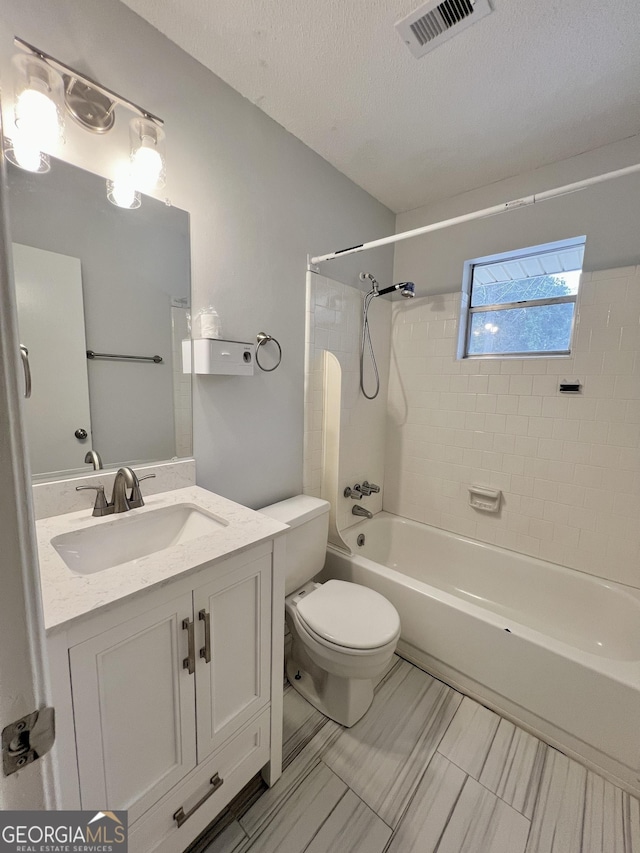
left=129, top=117, right=166, bottom=192
left=10, top=54, right=64, bottom=162
left=131, top=143, right=163, bottom=192
left=107, top=163, right=141, bottom=209
left=15, top=88, right=59, bottom=149
left=113, top=180, right=136, bottom=208
left=9, top=134, right=48, bottom=172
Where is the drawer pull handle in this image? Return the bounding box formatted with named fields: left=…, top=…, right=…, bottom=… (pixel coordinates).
left=173, top=773, right=224, bottom=827
left=182, top=618, right=195, bottom=675
left=199, top=609, right=211, bottom=664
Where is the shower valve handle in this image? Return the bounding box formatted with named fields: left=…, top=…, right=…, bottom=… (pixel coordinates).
left=361, top=481, right=380, bottom=495
left=344, top=485, right=364, bottom=500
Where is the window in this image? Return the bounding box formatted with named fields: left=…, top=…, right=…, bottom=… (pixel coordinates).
left=459, top=237, right=586, bottom=358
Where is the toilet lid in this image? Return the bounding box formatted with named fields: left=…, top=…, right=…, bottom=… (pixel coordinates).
left=297, top=580, right=400, bottom=650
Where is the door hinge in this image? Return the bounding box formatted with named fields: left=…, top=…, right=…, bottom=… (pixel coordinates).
left=2, top=707, right=55, bottom=776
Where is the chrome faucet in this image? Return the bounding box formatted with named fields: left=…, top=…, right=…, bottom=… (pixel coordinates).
left=111, top=467, right=156, bottom=513
left=76, top=467, right=156, bottom=516
left=352, top=505, right=373, bottom=519
left=84, top=450, right=103, bottom=470
left=111, top=467, right=136, bottom=513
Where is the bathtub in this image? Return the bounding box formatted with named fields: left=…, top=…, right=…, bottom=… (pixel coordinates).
left=322, top=511, right=640, bottom=795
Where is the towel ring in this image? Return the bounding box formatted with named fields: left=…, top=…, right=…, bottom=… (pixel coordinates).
left=255, top=332, right=282, bottom=372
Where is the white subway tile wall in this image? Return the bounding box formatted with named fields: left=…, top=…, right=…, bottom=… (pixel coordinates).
left=304, top=273, right=391, bottom=531
left=384, top=267, right=640, bottom=587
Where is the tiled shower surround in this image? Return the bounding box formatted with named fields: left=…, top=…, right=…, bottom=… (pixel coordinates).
left=384, top=266, right=640, bottom=588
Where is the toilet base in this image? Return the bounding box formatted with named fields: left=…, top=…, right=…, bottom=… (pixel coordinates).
left=286, top=644, right=374, bottom=728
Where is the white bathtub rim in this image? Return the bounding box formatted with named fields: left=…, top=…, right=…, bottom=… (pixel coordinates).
left=325, top=540, right=640, bottom=685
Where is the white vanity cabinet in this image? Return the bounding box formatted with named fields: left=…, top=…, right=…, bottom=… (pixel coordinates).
left=47, top=540, right=284, bottom=853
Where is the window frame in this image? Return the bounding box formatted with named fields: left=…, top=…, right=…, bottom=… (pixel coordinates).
left=458, top=236, right=586, bottom=360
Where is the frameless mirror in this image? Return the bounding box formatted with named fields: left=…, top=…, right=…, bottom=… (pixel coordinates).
left=7, top=156, right=192, bottom=479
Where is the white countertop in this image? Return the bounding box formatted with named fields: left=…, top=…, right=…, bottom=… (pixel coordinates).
left=36, top=486, right=288, bottom=634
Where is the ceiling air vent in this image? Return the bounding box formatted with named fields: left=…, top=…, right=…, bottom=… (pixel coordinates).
left=396, top=0, right=493, bottom=59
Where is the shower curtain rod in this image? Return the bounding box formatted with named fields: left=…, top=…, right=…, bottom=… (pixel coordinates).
left=309, top=162, right=640, bottom=265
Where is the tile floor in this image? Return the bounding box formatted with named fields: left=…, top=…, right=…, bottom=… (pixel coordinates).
left=205, top=658, right=640, bottom=853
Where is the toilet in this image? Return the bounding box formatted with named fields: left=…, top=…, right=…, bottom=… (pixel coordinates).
left=260, top=495, right=400, bottom=727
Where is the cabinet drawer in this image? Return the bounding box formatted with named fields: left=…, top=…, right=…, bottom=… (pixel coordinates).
left=129, top=708, right=271, bottom=853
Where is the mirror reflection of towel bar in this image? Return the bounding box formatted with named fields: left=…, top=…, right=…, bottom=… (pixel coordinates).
left=86, top=350, right=163, bottom=363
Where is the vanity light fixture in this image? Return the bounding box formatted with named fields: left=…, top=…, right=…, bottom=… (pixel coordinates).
left=4, top=53, right=65, bottom=172
left=5, top=38, right=165, bottom=209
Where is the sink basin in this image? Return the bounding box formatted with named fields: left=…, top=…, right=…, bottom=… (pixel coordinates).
left=51, top=503, right=228, bottom=574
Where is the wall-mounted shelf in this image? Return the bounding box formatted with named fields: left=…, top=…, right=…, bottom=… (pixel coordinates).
left=182, top=339, right=255, bottom=376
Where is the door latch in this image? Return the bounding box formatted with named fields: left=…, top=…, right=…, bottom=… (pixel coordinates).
left=2, top=707, right=55, bottom=776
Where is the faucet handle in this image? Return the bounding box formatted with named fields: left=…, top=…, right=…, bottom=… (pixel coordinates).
left=344, top=485, right=364, bottom=500
left=362, top=481, right=380, bottom=495
left=76, top=484, right=112, bottom=517
left=129, top=473, right=156, bottom=508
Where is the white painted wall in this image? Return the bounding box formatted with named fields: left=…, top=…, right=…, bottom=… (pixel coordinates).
left=384, top=266, right=640, bottom=588
left=394, top=135, right=640, bottom=296
left=0, top=0, right=394, bottom=508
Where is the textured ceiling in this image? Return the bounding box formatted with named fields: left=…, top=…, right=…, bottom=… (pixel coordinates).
left=120, top=0, right=640, bottom=213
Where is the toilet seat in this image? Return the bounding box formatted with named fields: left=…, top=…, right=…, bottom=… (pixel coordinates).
left=295, top=580, right=400, bottom=650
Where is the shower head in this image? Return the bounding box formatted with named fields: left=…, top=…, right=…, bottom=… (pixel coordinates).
left=376, top=281, right=416, bottom=298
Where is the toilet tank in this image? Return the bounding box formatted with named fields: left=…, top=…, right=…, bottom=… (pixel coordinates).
left=260, top=496, right=330, bottom=595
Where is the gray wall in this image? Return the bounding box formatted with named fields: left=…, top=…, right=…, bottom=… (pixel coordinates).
left=394, top=134, right=640, bottom=295
left=7, top=159, right=190, bottom=468
left=0, top=0, right=394, bottom=508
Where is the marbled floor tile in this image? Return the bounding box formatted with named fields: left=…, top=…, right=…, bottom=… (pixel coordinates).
left=386, top=752, right=467, bottom=853
left=203, top=821, right=247, bottom=853
left=239, top=722, right=341, bottom=838
left=321, top=659, right=462, bottom=827
left=437, top=695, right=501, bottom=778
left=437, top=776, right=530, bottom=853
left=304, top=790, right=392, bottom=853
left=282, top=686, right=328, bottom=768
left=479, top=718, right=547, bottom=818
left=237, top=762, right=347, bottom=853
left=582, top=769, right=640, bottom=853
left=526, top=748, right=588, bottom=853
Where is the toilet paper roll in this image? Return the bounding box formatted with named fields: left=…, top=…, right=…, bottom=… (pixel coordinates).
left=200, top=312, right=221, bottom=338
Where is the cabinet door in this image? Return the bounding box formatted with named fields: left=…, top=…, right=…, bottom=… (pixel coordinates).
left=194, top=552, right=271, bottom=762
left=69, top=592, right=197, bottom=823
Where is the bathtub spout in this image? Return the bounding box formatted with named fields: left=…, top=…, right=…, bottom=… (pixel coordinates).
left=352, top=505, right=372, bottom=519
